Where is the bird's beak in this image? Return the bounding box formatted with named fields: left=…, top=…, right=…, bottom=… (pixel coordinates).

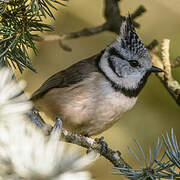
left=151, top=66, right=164, bottom=73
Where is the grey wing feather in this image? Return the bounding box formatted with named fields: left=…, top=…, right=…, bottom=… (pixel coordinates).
left=31, top=52, right=102, bottom=100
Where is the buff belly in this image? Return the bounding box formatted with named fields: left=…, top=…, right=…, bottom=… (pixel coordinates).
left=34, top=73, right=137, bottom=136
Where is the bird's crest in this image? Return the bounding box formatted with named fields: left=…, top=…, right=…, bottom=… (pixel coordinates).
left=117, top=15, right=147, bottom=57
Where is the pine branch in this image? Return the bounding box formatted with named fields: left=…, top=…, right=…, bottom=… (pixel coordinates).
left=0, top=0, right=68, bottom=72
left=113, top=131, right=180, bottom=179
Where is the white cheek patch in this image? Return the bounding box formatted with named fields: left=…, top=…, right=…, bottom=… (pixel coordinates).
left=99, top=52, right=142, bottom=90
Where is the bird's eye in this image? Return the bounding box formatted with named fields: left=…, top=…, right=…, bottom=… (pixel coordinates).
left=129, top=60, right=140, bottom=68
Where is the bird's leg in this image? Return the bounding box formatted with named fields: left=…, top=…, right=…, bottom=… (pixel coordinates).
left=95, top=136, right=108, bottom=154
left=28, top=108, right=53, bottom=136
left=47, top=117, right=62, bottom=142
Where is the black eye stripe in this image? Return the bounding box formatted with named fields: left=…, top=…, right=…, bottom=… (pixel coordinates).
left=109, top=47, right=126, bottom=60
left=109, top=47, right=140, bottom=68
left=108, top=57, right=122, bottom=78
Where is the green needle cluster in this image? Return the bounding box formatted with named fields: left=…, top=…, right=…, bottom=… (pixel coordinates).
left=0, top=0, right=68, bottom=72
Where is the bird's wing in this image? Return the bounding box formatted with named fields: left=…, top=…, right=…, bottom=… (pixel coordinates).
left=31, top=52, right=103, bottom=100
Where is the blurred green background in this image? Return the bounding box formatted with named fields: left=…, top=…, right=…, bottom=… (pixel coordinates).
left=19, top=0, right=180, bottom=179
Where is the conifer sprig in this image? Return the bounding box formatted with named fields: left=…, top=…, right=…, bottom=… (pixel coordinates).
left=0, top=0, right=68, bottom=72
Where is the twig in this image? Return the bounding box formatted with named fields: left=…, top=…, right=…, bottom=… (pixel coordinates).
left=150, top=39, right=180, bottom=106
left=161, top=39, right=172, bottom=81
left=63, top=1, right=145, bottom=39
left=146, top=39, right=159, bottom=51
left=32, top=34, right=72, bottom=52
left=35, top=0, right=146, bottom=51
left=62, top=25, right=108, bottom=39
left=28, top=110, right=132, bottom=169
left=61, top=129, right=131, bottom=169
left=171, top=56, right=180, bottom=68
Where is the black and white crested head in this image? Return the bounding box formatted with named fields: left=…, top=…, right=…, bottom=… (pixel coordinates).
left=99, top=16, right=162, bottom=97
left=118, top=16, right=148, bottom=58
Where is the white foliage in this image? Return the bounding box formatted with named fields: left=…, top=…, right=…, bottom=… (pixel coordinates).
left=0, top=68, right=96, bottom=180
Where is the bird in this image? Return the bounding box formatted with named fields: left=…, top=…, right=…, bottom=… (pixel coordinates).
left=31, top=16, right=163, bottom=137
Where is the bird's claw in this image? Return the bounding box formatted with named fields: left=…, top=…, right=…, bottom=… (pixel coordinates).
left=50, top=117, right=63, bottom=135
left=95, top=136, right=108, bottom=154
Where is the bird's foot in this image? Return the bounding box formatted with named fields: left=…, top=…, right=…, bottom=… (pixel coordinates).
left=27, top=108, right=45, bottom=128
left=95, top=136, right=108, bottom=154
left=53, top=117, right=62, bottom=130
left=44, top=117, right=63, bottom=136
left=48, top=117, right=63, bottom=140
left=50, top=117, right=63, bottom=134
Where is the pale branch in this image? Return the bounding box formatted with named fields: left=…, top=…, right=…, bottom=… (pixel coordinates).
left=161, top=39, right=172, bottom=81
left=32, top=34, right=72, bottom=52
left=150, top=39, right=180, bottom=106
left=28, top=109, right=132, bottom=170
